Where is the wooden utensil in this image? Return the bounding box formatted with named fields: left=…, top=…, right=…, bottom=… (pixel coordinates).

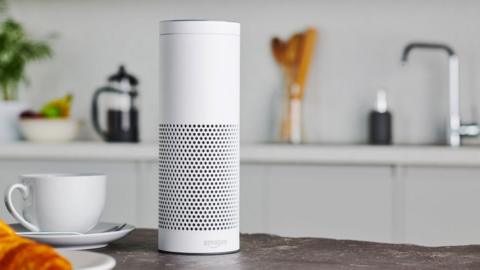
left=272, top=36, right=296, bottom=140
left=271, top=38, right=286, bottom=65
left=294, top=28, right=317, bottom=99
left=282, top=34, right=303, bottom=140
left=271, top=29, right=317, bottom=143
left=288, top=29, right=316, bottom=143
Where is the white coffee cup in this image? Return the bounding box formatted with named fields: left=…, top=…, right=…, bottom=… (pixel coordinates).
left=4, top=173, right=106, bottom=233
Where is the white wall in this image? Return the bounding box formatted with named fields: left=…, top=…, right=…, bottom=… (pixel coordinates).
left=9, top=0, right=480, bottom=144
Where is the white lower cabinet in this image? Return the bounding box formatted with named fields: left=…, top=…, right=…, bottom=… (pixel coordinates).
left=404, top=167, right=480, bottom=246
left=258, top=164, right=392, bottom=243
left=1, top=159, right=480, bottom=246
left=240, top=165, right=269, bottom=233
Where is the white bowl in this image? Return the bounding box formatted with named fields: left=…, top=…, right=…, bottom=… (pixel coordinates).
left=19, top=118, right=80, bottom=142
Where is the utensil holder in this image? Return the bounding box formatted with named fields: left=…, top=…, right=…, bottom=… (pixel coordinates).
left=280, top=84, right=304, bottom=144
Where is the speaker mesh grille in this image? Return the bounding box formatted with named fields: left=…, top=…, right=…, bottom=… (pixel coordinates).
left=158, top=124, right=239, bottom=231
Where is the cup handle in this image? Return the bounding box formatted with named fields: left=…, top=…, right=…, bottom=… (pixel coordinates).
left=4, top=183, right=39, bottom=232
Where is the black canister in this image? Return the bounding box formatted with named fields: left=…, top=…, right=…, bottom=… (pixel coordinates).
left=368, top=90, right=392, bottom=145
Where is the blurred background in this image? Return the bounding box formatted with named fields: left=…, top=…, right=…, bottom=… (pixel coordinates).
left=1, top=0, right=480, bottom=247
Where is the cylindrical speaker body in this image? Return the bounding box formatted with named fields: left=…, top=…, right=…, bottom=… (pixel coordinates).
left=158, top=20, right=240, bottom=254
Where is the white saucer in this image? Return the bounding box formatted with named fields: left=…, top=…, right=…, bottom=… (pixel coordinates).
left=11, top=222, right=135, bottom=250
left=56, top=250, right=116, bottom=270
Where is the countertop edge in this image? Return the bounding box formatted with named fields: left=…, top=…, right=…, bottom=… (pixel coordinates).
left=0, top=142, right=480, bottom=166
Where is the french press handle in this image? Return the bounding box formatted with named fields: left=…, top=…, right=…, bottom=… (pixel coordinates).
left=91, top=86, right=124, bottom=140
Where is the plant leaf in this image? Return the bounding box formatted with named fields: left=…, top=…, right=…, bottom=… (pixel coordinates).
left=0, top=18, right=52, bottom=100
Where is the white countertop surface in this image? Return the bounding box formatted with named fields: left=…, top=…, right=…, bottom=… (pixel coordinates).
left=1, top=142, right=480, bottom=166
left=0, top=142, right=155, bottom=161
left=241, top=144, right=480, bottom=167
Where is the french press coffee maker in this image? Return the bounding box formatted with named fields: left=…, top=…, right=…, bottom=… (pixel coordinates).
left=91, top=65, right=139, bottom=142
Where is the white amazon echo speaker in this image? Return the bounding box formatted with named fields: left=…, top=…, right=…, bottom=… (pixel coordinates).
left=158, top=20, right=240, bottom=254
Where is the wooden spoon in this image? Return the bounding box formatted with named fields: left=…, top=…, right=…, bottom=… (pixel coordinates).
left=285, top=34, right=302, bottom=80
left=272, top=36, right=294, bottom=140
left=294, top=28, right=317, bottom=99
left=271, top=38, right=286, bottom=65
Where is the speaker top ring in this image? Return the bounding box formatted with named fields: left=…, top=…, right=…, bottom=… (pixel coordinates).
left=159, top=20, right=240, bottom=36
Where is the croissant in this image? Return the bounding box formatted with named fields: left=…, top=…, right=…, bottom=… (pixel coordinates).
left=0, top=220, right=72, bottom=270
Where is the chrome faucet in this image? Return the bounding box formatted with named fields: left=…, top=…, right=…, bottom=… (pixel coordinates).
left=401, top=42, right=479, bottom=146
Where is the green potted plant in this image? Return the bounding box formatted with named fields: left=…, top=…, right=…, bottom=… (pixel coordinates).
left=0, top=18, right=52, bottom=141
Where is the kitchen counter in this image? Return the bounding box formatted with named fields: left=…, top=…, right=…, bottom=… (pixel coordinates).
left=242, top=144, right=480, bottom=166
left=2, top=142, right=480, bottom=166
left=0, top=142, right=154, bottom=161
left=2, top=143, right=480, bottom=246
left=101, top=229, right=480, bottom=269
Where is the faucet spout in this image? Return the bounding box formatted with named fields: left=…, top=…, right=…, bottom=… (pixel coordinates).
left=400, top=42, right=475, bottom=146
left=401, top=42, right=455, bottom=63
